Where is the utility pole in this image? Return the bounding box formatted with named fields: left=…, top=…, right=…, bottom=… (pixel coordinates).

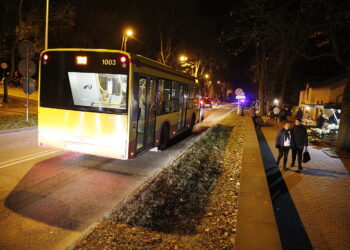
left=45, top=0, right=49, bottom=50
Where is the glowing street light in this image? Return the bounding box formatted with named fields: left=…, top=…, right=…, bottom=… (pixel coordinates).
left=273, top=99, right=279, bottom=105
left=179, top=55, right=188, bottom=62
left=204, top=74, right=210, bottom=79
left=121, top=28, right=134, bottom=51
left=126, top=29, right=133, bottom=37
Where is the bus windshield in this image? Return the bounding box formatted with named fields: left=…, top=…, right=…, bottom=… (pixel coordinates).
left=40, top=51, right=129, bottom=114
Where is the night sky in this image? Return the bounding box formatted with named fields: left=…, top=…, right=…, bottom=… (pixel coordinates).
left=19, top=0, right=346, bottom=101
left=52, top=0, right=254, bottom=94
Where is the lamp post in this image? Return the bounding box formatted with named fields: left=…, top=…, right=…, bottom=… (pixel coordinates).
left=45, top=0, right=49, bottom=49
left=121, top=29, right=133, bottom=51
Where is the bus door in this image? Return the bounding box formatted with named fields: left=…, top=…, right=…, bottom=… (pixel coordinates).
left=136, top=76, right=156, bottom=152
left=178, top=84, right=186, bottom=131
left=182, top=85, right=188, bottom=128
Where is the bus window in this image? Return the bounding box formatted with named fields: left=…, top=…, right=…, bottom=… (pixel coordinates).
left=193, top=86, right=199, bottom=108
left=137, top=77, right=147, bottom=149
left=189, top=85, right=195, bottom=99
left=40, top=51, right=129, bottom=114
left=157, top=79, right=165, bottom=115
left=172, top=81, right=179, bottom=112
left=164, top=80, right=172, bottom=113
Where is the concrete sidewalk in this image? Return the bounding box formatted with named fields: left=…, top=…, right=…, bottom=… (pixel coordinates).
left=235, top=116, right=282, bottom=250
left=258, top=120, right=350, bottom=250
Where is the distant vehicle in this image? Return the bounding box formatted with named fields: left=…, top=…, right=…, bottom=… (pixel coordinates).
left=209, top=98, right=219, bottom=106
left=38, top=48, right=201, bottom=159
left=200, top=98, right=213, bottom=109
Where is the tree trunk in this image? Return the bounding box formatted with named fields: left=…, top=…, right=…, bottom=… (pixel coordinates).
left=336, top=70, right=350, bottom=153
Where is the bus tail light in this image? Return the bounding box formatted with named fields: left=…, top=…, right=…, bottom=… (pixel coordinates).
left=41, top=54, right=49, bottom=65
left=42, top=54, right=49, bottom=61
left=120, top=56, right=127, bottom=63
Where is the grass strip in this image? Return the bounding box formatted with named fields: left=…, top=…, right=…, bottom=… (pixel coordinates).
left=0, top=114, right=38, bottom=131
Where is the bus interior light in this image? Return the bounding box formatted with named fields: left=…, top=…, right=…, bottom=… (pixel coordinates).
left=76, top=56, right=88, bottom=65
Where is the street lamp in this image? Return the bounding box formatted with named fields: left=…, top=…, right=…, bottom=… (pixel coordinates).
left=45, top=0, right=49, bottom=49
left=204, top=74, right=210, bottom=79
left=179, top=55, right=188, bottom=62
left=121, top=28, right=134, bottom=51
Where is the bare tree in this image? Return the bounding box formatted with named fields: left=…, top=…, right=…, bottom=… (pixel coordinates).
left=301, top=0, right=350, bottom=152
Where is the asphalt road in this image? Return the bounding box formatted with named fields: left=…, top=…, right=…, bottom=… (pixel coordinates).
left=0, top=106, right=233, bottom=250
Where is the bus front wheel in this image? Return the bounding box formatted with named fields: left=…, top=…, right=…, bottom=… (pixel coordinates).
left=159, top=125, right=169, bottom=150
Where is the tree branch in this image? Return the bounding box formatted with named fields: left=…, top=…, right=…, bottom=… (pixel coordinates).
left=301, top=52, right=337, bottom=61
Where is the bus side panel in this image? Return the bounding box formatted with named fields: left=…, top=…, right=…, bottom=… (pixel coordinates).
left=127, top=72, right=139, bottom=159
left=154, top=112, right=179, bottom=145
left=38, top=107, right=129, bottom=159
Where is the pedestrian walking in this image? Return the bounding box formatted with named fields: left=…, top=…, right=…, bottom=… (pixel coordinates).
left=296, top=107, right=303, bottom=120
left=279, top=107, right=288, bottom=122
left=275, top=121, right=293, bottom=170
left=291, top=119, right=308, bottom=171
left=316, top=111, right=325, bottom=128
left=250, top=105, right=258, bottom=126
left=273, top=106, right=280, bottom=122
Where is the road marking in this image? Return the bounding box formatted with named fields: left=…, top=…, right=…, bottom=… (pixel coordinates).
left=0, top=149, right=62, bottom=169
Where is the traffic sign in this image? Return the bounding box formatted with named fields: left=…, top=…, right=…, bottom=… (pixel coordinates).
left=1, top=62, right=8, bottom=69
left=18, top=59, right=37, bottom=77
left=235, top=88, right=244, bottom=96
left=18, top=40, right=36, bottom=58
left=22, top=77, right=35, bottom=95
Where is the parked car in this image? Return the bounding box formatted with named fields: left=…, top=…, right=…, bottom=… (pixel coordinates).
left=200, top=98, right=213, bottom=109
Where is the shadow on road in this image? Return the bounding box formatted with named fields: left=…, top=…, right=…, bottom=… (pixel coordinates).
left=4, top=127, right=206, bottom=231
left=4, top=152, right=140, bottom=230
left=255, top=127, right=313, bottom=250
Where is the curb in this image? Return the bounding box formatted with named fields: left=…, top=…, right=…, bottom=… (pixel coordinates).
left=235, top=116, right=282, bottom=249
left=0, top=126, right=37, bottom=135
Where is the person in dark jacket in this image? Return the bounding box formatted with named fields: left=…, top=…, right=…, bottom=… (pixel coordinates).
left=291, top=119, right=308, bottom=171
left=276, top=121, right=294, bottom=170
left=316, top=111, right=325, bottom=128
left=279, top=107, right=288, bottom=122
left=296, top=107, right=303, bottom=120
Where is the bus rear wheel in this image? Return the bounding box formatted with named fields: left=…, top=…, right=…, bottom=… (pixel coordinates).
left=189, top=115, right=196, bottom=133
left=159, top=125, right=169, bottom=150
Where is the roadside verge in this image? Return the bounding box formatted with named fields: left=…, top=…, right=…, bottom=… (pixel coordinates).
left=70, top=114, right=244, bottom=249
left=234, top=116, right=282, bottom=249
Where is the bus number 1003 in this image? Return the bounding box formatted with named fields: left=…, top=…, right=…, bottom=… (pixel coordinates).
left=102, top=59, right=116, bottom=66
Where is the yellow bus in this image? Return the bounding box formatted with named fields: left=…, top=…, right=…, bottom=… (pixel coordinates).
left=38, top=49, right=200, bottom=159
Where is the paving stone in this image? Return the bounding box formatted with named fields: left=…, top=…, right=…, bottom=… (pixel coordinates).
left=260, top=123, right=350, bottom=250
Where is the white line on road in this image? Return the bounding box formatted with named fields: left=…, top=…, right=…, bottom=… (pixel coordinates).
left=0, top=149, right=62, bottom=169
